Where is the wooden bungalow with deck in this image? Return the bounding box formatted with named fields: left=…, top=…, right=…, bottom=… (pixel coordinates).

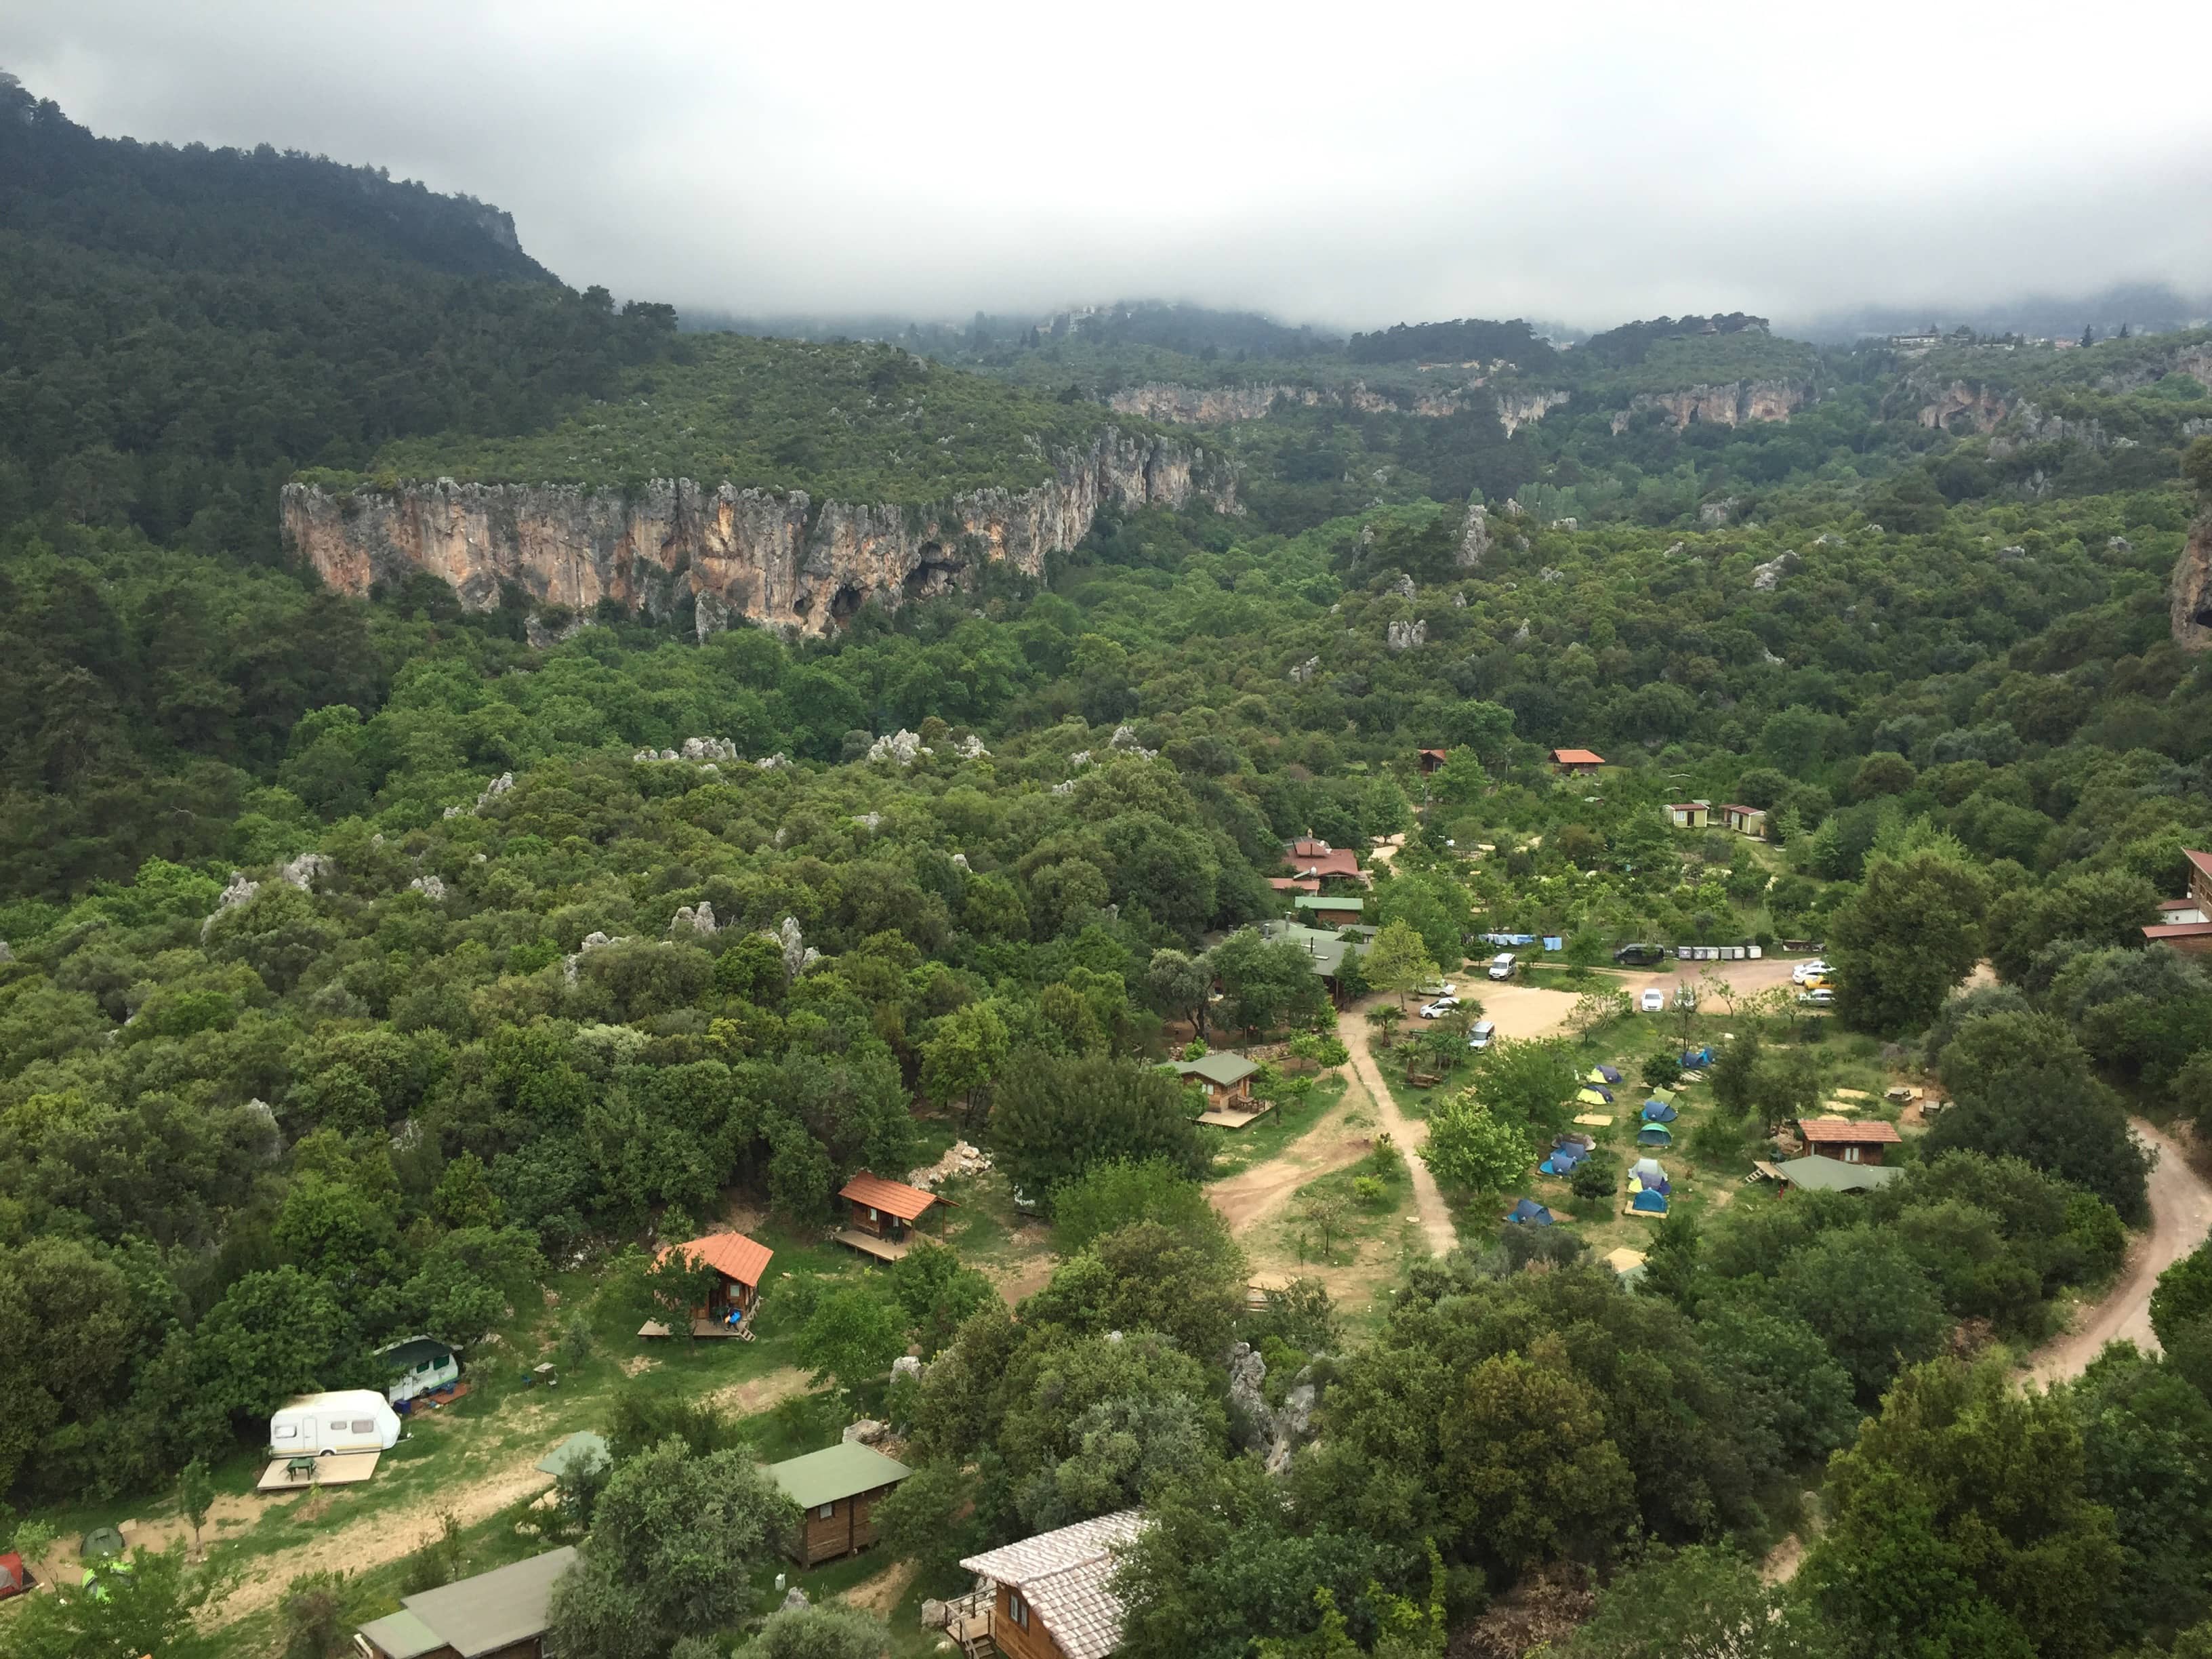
left=1793, top=1118, right=1902, bottom=1166
left=834, top=1172, right=945, bottom=1262
left=652, top=1231, right=773, bottom=1338
left=1550, top=747, right=1606, bottom=775
left=954, top=1510, right=1147, bottom=1659
left=354, top=1545, right=575, bottom=1659
left=769, top=1442, right=912, bottom=1565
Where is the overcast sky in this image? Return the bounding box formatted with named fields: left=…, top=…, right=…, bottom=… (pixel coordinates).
left=6, top=0, right=2209, bottom=332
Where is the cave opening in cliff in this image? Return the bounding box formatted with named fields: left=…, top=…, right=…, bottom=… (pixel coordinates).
left=902, top=542, right=962, bottom=601
left=827, top=583, right=865, bottom=626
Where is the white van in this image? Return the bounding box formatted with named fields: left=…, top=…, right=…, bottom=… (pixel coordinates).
left=1487, top=953, right=1516, bottom=981
left=268, top=1389, right=403, bottom=1456
left=1467, top=1019, right=1498, bottom=1050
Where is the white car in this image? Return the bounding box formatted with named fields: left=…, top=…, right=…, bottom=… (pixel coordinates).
left=1416, top=982, right=1458, bottom=999
left=1791, top=959, right=1829, bottom=985
left=1487, top=954, right=1517, bottom=981
left=1467, top=1019, right=1497, bottom=1050
left=1418, top=996, right=1460, bottom=1019
left=1639, top=988, right=1666, bottom=1013
left=1797, top=987, right=1835, bottom=1007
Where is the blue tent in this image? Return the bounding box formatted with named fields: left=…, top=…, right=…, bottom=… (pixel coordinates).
left=1679, top=1046, right=1715, bottom=1068
left=1631, top=1158, right=1671, bottom=1193
left=1591, top=1065, right=1623, bottom=1085
left=1540, top=1142, right=1590, bottom=1176
left=1641, top=1099, right=1678, bottom=1122
left=1506, top=1198, right=1556, bottom=1226
left=1631, top=1187, right=1670, bottom=1214
left=1637, top=1122, right=1674, bottom=1147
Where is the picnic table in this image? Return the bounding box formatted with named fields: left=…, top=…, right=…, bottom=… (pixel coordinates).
left=283, top=1456, right=318, bottom=1482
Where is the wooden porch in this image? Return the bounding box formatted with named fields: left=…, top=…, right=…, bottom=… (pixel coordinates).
left=833, top=1228, right=912, bottom=1263
left=688, top=1316, right=755, bottom=1340
left=943, top=1587, right=997, bottom=1659
left=1197, top=1100, right=1276, bottom=1130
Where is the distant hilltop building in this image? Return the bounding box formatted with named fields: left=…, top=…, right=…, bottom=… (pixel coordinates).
left=1887, top=325, right=1943, bottom=353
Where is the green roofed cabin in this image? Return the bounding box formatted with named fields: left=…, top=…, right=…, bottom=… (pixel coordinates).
left=1292, top=895, right=1364, bottom=927
left=355, top=1544, right=575, bottom=1659
left=770, top=1442, right=912, bottom=1565
left=1168, top=1051, right=1259, bottom=1107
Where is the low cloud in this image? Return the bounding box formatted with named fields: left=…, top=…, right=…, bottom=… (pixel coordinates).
left=7, top=0, right=2209, bottom=331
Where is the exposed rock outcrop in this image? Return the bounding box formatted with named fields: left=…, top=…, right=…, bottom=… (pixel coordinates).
left=2171, top=518, right=2212, bottom=651
left=1386, top=618, right=1427, bottom=651
left=1458, top=501, right=1491, bottom=568
left=1107, top=383, right=1326, bottom=423
left=1496, top=390, right=1572, bottom=436
left=408, top=875, right=447, bottom=902
left=1751, top=550, right=1801, bottom=592
left=1626, top=380, right=1807, bottom=430
left=282, top=428, right=1234, bottom=641
left=1916, top=380, right=2009, bottom=433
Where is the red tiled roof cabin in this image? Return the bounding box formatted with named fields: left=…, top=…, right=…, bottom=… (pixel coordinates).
left=654, top=1231, right=773, bottom=1338
left=1551, top=747, right=1605, bottom=775
left=1794, top=1118, right=1902, bottom=1165
left=1417, top=747, right=1448, bottom=775
left=2144, top=850, right=2212, bottom=954
left=835, top=1172, right=943, bottom=1263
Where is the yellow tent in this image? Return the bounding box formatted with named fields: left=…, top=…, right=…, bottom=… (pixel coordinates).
left=1576, top=1087, right=1611, bottom=1107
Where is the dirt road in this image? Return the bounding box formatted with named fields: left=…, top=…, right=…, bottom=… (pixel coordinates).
left=1207, top=1097, right=1374, bottom=1234
left=2028, top=1119, right=2212, bottom=1385
left=1336, top=1002, right=1459, bottom=1256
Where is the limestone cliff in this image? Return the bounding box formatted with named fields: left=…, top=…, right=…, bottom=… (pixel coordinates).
left=2171, top=515, right=2212, bottom=652
left=1107, top=383, right=1326, bottom=423
left=1914, top=380, right=2009, bottom=434
left=1613, top=380, right=1809, bottom=432
left=1497, top=390, right=1572, bottom=436
left=283, top=427, right=1232, bottom=640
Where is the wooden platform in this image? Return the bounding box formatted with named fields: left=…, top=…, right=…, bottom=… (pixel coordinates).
left=258, top=1451, right=381, bottom=1492
left=1197, top=1101, right=1277, bottom=1130
left=689, top=1317, right=755, bottom=1340
left=833, top=1229, right=914, bottom=1263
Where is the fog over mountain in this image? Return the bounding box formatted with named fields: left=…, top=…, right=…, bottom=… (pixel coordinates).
left=5, top=0, right=2209, bottom=331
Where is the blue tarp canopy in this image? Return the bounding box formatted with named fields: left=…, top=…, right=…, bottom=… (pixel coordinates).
left=1641, top=1099, right=1678, bottom=1122
left=1631, top=1187, right=1670, bottom=1213
left=1506, top=1198, right=1556, bottom=1226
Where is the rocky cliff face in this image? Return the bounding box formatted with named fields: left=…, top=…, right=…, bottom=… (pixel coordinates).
left=1497, top=390, right=1572, bottom=436
left=1914, top=380, right=2009, bottom=434
left=283, top=428, right=1233, bottom=639
left=2172, top=516, right=2212, bottom=651
left=1107, top=383, right=1326, bottom=423
left=1613, top=380, right=1808, bottom=432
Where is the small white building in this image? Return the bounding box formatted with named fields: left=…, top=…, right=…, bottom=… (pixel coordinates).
left=268, top=1389, right=403, bottom=1456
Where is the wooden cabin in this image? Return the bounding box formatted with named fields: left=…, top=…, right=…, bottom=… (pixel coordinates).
left=834, top=1173, right=943, bottom=1262
left=1550, top=747, right=1605, bottom=775
left=653, top=1231, right=773, bottom=1337
left=1168, top=1051, right=1258, bottom=1106
left=958, top=1511, right=1147, bottom=1659
left=769, top=1443, right=912, bottom=1565
left=1793, top=1118, right=1902, bottom=1166
left=1416, top=747, right=1448, bottom=775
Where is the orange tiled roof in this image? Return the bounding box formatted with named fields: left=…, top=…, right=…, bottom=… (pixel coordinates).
left=1551, top=748, right=1606, bottom=765
left=2184, top=849, right=2212, bottom=878
left=657, top=1231, right=774, bottom=1288
left=838, top=1172, right=939, bottom=1222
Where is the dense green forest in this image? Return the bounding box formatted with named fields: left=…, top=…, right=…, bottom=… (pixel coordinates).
left=13, top=77, right=2212, bottom=1659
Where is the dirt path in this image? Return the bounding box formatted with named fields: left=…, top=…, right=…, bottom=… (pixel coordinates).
left=216, top=1449, right=562, bottom=1621
left=2028, top=1119, right=2212, bottom=1385
left=1336, top=1001, right=1458, bottom=1256
left=1208, top=1096, right=1372, bottom=1235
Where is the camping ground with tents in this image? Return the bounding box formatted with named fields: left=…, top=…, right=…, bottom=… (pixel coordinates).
left=1475, top=994, right=1926, bottom=1275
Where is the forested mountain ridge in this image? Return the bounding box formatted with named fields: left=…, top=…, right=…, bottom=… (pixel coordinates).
left=0, top=70, right=677, bottom=560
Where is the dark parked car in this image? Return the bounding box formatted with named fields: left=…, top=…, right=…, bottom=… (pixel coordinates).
left=1613, top=943, right=1666, bottom=967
